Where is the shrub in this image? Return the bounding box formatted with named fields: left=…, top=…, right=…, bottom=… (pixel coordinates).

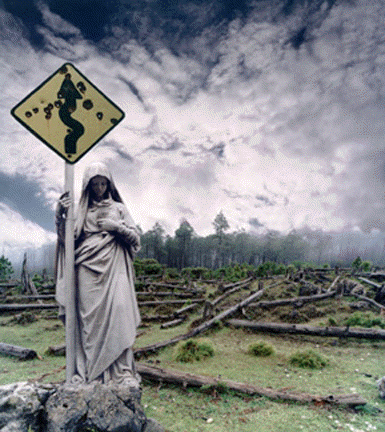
left=289, top=349, right=328, bottom=369
left=360, top=261, right=372, bottom=272
left=0, top=255, right=14, bottom=281
left=247, top=341, right=275, bottom=357
left=165, top=267, right=180, bottom=279
left=181, top=267, right=211, bottom=280
left=174, top=339, right=214, bottom=363
left=133, top=258, right=164, bottom=276
left=345, top=311, right=385, bottom=329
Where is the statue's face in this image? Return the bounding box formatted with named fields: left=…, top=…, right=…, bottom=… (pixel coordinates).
left=90, top=175, right=108, bottom=201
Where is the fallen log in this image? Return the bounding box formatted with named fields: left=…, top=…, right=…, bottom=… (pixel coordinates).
left=221, top=277, right=254, bottom=291
left=0, top=304, right=58, bottom=312
left=358, top=277, right=382, bottom=289
left=327, top=276, right=340, bottom=292
left=45, top=345, right=66, bottom=356
left=137, top=292, right=195, bottom=298
left=246, top=291, right=337, bottom=309
left=3, top=295, right=56, bottom=301
left=134, top=288, right=264, bottom=357
left=0, top=342, right=37, bottom=360
left=211, top=281, right=252, bottom=307
left=226, top=319, right=385, bottom=340
left=145, top=282, right=205, bottom=293
left=139, top=299, right=205, bottom=306
left=141, top=303, right=199, bottom=322
left=136, top=363, right=366, bottom=408
left=350, top=293, right=385, bottom=312
left=0, top=281, right=21, bottom=288
left=160, top=317, right=186, bottom=329
left=173, top=303, right=199, bottom=316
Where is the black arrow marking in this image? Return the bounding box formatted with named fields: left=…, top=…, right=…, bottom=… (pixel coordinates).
left=58, top=74, right=85, bottom=154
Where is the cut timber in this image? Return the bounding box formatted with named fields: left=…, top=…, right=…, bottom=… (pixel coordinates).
left=227, top=319, right=385, bottom=340
left=327, top=276, right=340, bottom=292
left=160, top=317, right=186, bottom=329
left=134, top=288, right=264, bottom=357
left=136, top=363, right=366, bottom=408
left=173, top=303, right=199, bottom=316
left=350, top=293, right=385, bottom=312
left=212, top=280, right=252, bottom=307
left=137, top=292, right=194, bottom=298
left=4, top=295, right=56, bottom=301
left=0, top=281, right=21, bottom=288
left=0, top=304, right=58, bottom=312
left=0, top=342, right=37, bottom=360
left=145, top=282, right=205, bottom=293
left=358, top=277, right=382, bottom=289
left=221, top=277, right=254, bottom=291
left=247, top=291, right=337, bottom=309
left=46, top=345, right=66, bottom=356
left=138, top=299, right=204, bottom=306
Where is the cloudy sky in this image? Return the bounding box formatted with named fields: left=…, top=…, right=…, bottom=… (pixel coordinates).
left=1, top=0, right=385, bottom=264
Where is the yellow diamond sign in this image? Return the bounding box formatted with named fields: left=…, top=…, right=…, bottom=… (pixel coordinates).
left=11, top=63, right=125, bottom=164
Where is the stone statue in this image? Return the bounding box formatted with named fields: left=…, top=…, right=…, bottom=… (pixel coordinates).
left=55, top=162, right=141, bottom=387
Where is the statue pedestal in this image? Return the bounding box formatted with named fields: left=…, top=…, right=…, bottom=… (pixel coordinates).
left=0, top=381, right=164, bottom=432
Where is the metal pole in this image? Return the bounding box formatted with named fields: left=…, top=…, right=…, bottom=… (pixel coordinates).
left=64, top=161, right=76, bottom=383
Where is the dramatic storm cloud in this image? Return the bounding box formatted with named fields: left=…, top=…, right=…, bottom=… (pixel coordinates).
left=1, top=0, right=385, bottom=264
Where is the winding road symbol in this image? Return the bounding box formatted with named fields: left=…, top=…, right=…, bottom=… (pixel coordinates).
left=58, top=74, right=85, bottom=154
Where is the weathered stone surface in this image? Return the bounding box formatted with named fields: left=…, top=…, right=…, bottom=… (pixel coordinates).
left=0, top=382, right=164, bottom=432
left=46, top=382, right=146, bottom=432
left=0, top=381, right=55, bottom=432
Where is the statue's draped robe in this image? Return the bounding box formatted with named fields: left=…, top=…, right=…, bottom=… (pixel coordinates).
left=55, top=163, right=140, bottom=383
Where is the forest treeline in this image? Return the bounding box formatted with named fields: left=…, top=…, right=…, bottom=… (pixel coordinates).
left=7, top=211, right=385, bottom=275
left=135, top=211, right=383, bottom=270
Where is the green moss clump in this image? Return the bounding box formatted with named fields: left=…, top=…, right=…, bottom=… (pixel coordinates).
left=289, top=349, right=328, bottom=369
left=174, top=339, right=214, bottom=363
left=247, top=341, right=275, bottom=357
left=345, top=311, right=385, bottom=329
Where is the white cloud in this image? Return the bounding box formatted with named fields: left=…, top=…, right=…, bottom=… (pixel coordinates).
left=0, top=203, right=56, bottom=248
left=2, top=0, right=385, bottom=258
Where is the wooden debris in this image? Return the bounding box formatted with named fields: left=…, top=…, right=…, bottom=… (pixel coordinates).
left=358, top=277, right=382, bottom=289
left=134, top=288, right=264, bottom=357
left=327, top=276, right=340, bottom=292
left=226, top=319, right=385, bottom=340
left=46, top=345, right=66, bottom=356
left=137, top=292, right=195, bottom=298
left=0, top=304, right=58, bottom=312
left=20, top=253, right=39, bottom=296
left=246, top=291, right=337, bottom=309
left=160, top=317, right=186, bottom=329
left=0, top=342, right=37, bottom=360
left=136, top=363, right=366, bottom=408
left=139, top=299, right=205, bottom=306
left=350, top=293, right=385, bottom=312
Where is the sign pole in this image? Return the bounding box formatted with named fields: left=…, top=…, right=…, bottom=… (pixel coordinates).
left=10, top=62, right=126, bottom=383
left=64, top=161, right=76, bottom=383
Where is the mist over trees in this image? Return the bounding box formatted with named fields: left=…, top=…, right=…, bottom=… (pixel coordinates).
left=6, top=211, right=385, bottom=275
left=136, top=212, right=385, bottom=270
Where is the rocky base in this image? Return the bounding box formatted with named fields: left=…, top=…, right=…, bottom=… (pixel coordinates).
left=0, top=381, right=164, bottom=432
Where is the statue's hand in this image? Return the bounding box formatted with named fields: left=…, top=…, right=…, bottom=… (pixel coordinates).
left=56, top=192, right=72, bottom=217
left=98, top=218, right=119, bottom=232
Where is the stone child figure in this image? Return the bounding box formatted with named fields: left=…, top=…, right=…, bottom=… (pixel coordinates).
left=55, top=162, right=141, bottom=386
